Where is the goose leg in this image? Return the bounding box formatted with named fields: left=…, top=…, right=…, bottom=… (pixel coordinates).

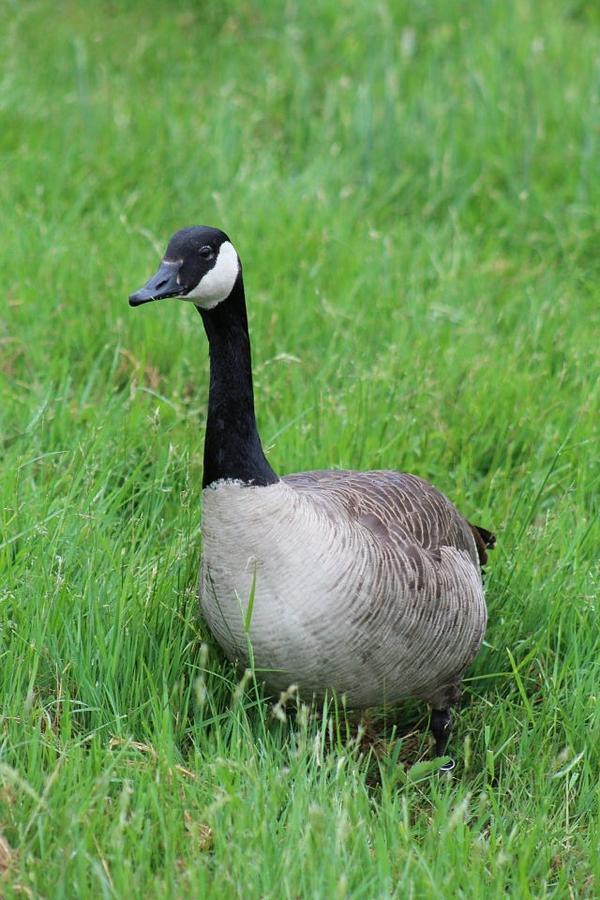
left=430, top=708, right=455, bottom=772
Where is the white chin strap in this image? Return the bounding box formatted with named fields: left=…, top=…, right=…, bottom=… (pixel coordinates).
left=185, top=241, right=239, bottom=309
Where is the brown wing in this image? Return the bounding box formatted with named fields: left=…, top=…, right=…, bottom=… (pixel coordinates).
left=282, top=469, right=489, bottom=570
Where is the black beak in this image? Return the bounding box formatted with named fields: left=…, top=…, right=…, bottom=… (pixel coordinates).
left=129, top=261, right=183, bottom=307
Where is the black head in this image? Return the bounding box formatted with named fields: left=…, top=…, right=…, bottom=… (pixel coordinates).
left=129, top=226, right=240, bottom=308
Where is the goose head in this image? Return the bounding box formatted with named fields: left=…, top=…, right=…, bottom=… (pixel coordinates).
left=129, top=226, right=240, bottom=310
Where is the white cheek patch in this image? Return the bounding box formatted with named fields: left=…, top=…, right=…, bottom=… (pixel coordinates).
left=185, top=241, right=239, bottom=308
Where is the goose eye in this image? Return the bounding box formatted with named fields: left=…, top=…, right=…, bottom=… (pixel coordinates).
left=199, top=245, right=214, bottom=259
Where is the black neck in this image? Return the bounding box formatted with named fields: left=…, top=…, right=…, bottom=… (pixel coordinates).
left=198, top=276, right=278, bottom=488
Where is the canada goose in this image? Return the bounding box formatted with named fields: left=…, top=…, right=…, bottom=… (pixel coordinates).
left=129, top=225, right=494, bottom=768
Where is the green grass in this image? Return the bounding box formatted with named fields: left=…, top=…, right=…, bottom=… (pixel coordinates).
left=1, top=0, right=599, bottom=895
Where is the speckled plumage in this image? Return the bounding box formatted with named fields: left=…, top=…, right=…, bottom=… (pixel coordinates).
left=200, top=470, right=488, bottom=708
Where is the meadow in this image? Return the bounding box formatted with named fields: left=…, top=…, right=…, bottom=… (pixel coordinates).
left=0, top=0, right=599, bottom=895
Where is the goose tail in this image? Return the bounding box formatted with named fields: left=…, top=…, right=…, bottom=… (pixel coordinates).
left=469, top=522, right=496, bottom=568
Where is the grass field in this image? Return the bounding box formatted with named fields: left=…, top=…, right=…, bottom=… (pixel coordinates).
left=1, top=0, right=599, bottom=895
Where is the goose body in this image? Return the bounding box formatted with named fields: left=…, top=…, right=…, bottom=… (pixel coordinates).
left=201, top=471, right=486, bottom=708
left=130, top=225, right=493, bottom=760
